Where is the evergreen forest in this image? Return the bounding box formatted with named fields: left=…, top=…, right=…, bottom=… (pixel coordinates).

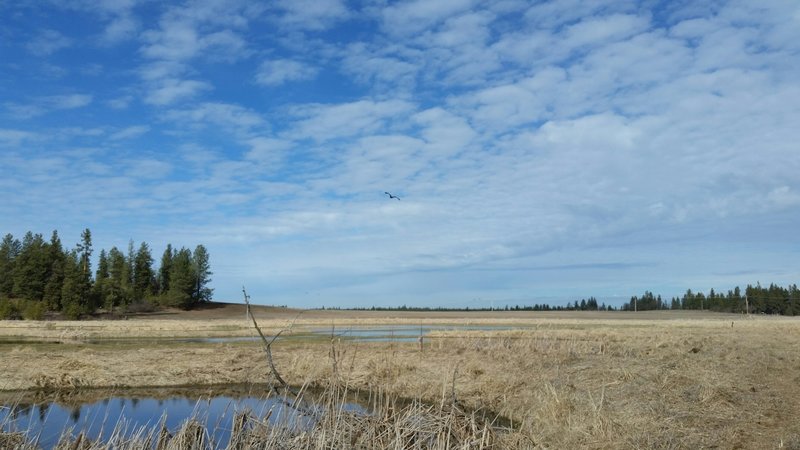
left=1, top=229, right=797, bottom=320
left=335, top=287, right=800, bottom=316
left=620, top=284, right=800, bottom=315
left=0, top=229, right=212, bottom=319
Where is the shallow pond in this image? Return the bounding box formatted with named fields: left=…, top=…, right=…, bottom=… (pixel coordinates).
left=0, top=324, right=520, bottom=346
left=1, top=387, right=367, bottom=449
left=204, top=324, right=517, bottom=343
left=309, top=324, right=515, bottom=341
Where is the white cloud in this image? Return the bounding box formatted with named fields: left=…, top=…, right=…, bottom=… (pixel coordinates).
left=163, top=102, right=266, bottom=136
left=3, top=0, right=800, bottom=305
left=561, top=14, right=651, bottom=50
left=144, top=78, right=211, bottom=105
left=427, top=11, right=494, bottom=47
left=49, top=94, right=93, bottom=109
left=523, top=0, right=638, bottom=30
left=47, top=0, right=143, bottom=45
left=124, top=158, right=172, bottom=179
left=79, top=63, right=104, bottom=76
left=107, top=95, right=133, bottom=109
left=255, top=59, right=318, bottom=86
left=4, top=94, right=93, bottom=119
left=140, top=19, right=203, bottom=61
left=412, top=107, right=476, bottom=157
left=0, top=129, right=36, bottom=146
left=272, top=0, right=350, bottom=31
left=26, top=29, right=73, bottom=56
left=101, top=14, right=140, bottom=44
left=202, top=30, right=249, bottom=62
left=532, top=113, right=640, bottom=152
left=110, top=125, right=150, bottom=140
left=669, top=18, right=717, bottom=39
left=245, top=137, right=293, bottom=165
left=139, top=3, right=250, bottom=62
left=323, top=134, right=427, bottom=192
left=138, top=61, right=187, bottom=81
left=134, top=1, right=258, bottom=108
left=39, top=62, right=69, bottom=78
left=340, top=42, right=420, bottom=90
left=289, top=99, right=415, bottom=142
left=454, top=67, right=566, bottom=131
left=381, top=0, right=478, bottom=37
left=767, top=186, right=800, bottom=208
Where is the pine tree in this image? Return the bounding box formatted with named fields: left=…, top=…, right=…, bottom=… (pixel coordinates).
left=126, top=240, right=135, bottom=288
left=158, top=244, right=174, bottom=295
left=133, top=242, right=154, bottom=301
left=192, top=244, right=213, bottom=303
left=94, top=249, right=110, bottom=310
left=107, top=247, right=130, bottom=309
left=12, top=232, right=48, bottom=301
left=0, top=234, right=21, bottom=298
left=42, top=230, right=66, bottom=310
left=61, top=251, right=88, bottom=319
left=76, top=229, right=93, bottom=280
left=168, top=247, right=195, bottom=309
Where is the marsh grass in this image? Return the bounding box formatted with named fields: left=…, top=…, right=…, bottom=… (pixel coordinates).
left=3, top=314, right=800, bottom=448
left=1, top=380, right=508, bottom=449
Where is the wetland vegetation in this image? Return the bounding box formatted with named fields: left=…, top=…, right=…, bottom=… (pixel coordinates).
left=2, top=307, right=800, bottom=448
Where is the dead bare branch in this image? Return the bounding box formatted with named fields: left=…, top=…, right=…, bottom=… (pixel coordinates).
left=242, top=286, right=296, bottom=395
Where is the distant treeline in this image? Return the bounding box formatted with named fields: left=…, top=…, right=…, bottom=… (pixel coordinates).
left=621, top=284, right=800, bottom=315
left=0, top=229, right=212, bottom=319
left=320, top=284, right=800, bottom=315
left=328, top=297, right=615, bottom=312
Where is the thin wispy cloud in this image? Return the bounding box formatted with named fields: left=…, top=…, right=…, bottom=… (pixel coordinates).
left=272, top=0, right=350, bottom=31
left=4, top=94, right=93, bottom=119
left=144, top=78, right=211, bottom=105
left=1, top=0, right=798, bottom=307
left=110, top=125, right=149, bottom=140
left=255, top=59, right=318, bottom=86
left=26, top=29, right=73, bottom=56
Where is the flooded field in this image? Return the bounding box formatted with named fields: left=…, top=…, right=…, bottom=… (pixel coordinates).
left=0, top=323, right=518, bottom=345
left=2, top=311, right=800, bottom=448
left=1, top=385, right=376, bottom=449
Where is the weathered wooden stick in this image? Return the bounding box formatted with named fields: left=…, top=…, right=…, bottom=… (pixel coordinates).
left=242, top=286, right=295, bottom=395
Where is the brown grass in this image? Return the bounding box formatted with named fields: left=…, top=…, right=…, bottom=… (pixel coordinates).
left=2, top=312, right=800, bottom=448
left=2, top=382, right=507, bottom=449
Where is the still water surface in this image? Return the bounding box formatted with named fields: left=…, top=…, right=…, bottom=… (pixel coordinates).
left=1, top=390, right=365, bottom=449
left=0, top=324, right=519, bottom=346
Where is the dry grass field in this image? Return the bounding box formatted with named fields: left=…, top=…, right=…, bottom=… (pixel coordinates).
left=2, top=304, right=800, bottom=448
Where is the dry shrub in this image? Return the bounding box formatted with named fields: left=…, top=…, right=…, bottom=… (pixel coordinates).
left=0, top=431, right=30, bottom=449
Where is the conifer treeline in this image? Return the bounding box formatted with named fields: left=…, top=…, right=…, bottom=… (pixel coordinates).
left=337, top=286, right=800, bottom=315
left=0, top=229, right=213, bottom=319
left=621, top=284, right=800, bottom=314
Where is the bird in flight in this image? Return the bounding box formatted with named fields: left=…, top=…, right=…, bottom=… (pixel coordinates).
left=384, top=191, right=401, bottom=200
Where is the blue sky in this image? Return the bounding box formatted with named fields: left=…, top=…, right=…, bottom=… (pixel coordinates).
left=1, top=0, right=798, bottom=308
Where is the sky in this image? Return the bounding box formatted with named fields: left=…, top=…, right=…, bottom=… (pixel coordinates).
left=1, top=0, right=798, bottom=309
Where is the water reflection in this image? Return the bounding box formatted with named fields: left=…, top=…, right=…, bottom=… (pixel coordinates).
left=0, top=324, right=520, bottom=347
left=312, top=324, right=515, bottom=341
left=1, top=390, right=367, bottom=449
